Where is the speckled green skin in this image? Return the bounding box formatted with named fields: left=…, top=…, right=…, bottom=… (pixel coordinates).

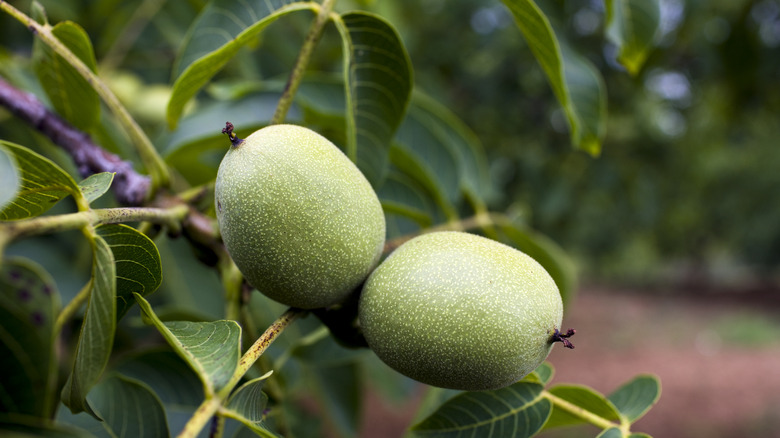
left=215, top=125, right=385, bottom=309
left=359, top=231, right=563, bottom=391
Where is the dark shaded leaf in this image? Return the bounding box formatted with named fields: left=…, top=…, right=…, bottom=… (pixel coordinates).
left=334, top=12, right=413, bottom=186
left=309, top=363, right=362, bottom=438
left=222, top=374, right=277, bottom=438
left=61, top=236, right=116, bottom=417
left=0, top=257, right=60, bottom=418
left=96, top=224, right=162, bottom=320
left=87, top=374, right=169, bottom=437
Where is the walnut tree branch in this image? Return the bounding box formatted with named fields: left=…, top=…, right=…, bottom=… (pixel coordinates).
left=0, top=77, right=150, bottom=205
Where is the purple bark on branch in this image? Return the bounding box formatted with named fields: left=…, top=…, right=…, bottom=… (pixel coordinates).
left=0, top=77, right=150, bottom=205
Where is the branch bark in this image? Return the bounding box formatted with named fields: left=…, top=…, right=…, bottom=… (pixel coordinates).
left=0, top=77, right=150, bottom=205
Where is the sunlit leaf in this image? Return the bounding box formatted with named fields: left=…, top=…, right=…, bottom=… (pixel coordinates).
left=410, top=382, right=552, bottom=438
left=61, top=236, right=116, bottom=417
left=0, top=145, right=20, bottom=211
left=0, top=141, right=81, bottom=220
left=77, top=173, right=114, bottom=204
left=608, top=374, right=661, bottom=423
left=501, top=0, right=607, bottom=155
left=32, top=21, right=100, bottom=131
left=167, top=0, right=318, bottom=128
left=523, top=362, right=554, bottom=385
left=334, top=12, right=413, bottom=186
left=96, top=224, right=162, bottom=321
left=87, top=374, right=169, bottom=437
left=0, top=257, right=60, bottom=418
left=222, top=374, right=277, bottom=437
left=134, top=293, right=241, bottom=395
left=544, top=384, right=621, bottom=429
left=498, top=222, right=578, bottom=305
left=606, top=0, right=661, bottom=75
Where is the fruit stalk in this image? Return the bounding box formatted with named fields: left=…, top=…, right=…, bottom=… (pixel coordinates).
left=270, top=0, right=336, bottom=124
left=177, top=308, right=304, bottom=438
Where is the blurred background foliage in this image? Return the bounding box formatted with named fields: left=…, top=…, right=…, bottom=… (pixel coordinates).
left=2, top=0, right=779, bottom=293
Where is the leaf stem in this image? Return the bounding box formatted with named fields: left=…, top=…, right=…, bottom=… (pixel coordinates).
left=54, top=278, right=93, bottom=335
left=0, top=0, right=171, bottom=193
left=0, top=205, right=189, bottom=242
left=270, top=0, right=336, bottom=124
left=543, top=390, right=623, bottom=432
left=177, top=308, right=305, bottom=438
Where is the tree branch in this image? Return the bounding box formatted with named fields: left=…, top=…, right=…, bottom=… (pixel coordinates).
left=0, top=77, right=150, bottom=205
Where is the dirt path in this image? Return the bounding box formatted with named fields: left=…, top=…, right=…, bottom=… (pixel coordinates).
left=545, top=287, right=780, bottom=437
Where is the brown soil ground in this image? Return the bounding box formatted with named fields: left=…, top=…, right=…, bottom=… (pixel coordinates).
left=360, top=286, right=780, bottom=438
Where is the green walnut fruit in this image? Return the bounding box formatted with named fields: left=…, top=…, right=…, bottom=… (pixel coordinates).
left=215, top=124, right=385, bottom=309
left=359, top=231, right=568, bottom=391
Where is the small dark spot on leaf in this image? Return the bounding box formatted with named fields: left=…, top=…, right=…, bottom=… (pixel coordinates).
left=31, top=312, right=45, bottom=327
left=18, top=289, right=32, bottom=301
left=9, top=270, right=22, bottom=280
left=43, top=285, right=52, bottom=295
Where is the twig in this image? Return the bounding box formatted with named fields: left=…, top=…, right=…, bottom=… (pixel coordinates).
left=0, top=77, right=150, bottom=205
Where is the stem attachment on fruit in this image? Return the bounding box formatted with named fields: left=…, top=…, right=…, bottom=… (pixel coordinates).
left=222, top=121, right=244, bottom=148
left=550, top=328, right=576, bottom=349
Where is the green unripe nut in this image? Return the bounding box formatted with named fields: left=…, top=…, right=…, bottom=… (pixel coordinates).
left=359, top=231, right=564, bottom=391
left=215, top=124, right=386, bottom=309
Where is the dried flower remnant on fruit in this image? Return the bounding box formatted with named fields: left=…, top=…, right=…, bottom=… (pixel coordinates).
left=222, top=121, right=243, bottom=147
left=550, top=328, right=576, bottom=349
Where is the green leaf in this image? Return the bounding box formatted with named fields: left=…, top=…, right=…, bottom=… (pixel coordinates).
left=389, top=145, right=457, bottom=222
left=87, top=374, right=169, bottom=437
left=409, top=92, right=493, bottom=204
left=334, top=12, right=414, bottom=186
left=290, top=326, right=367, bottom=365
left=525, top=362, right=554, bottom=385
left=77, top=173, right=114, bottom=204
left=0, top=141, right=82, bottom=220
left=500, top=0, right=607, bottom=155
left=310, top=363, right=362, bottom=438
left=96, top=224, right=162, bottom=321
left=61, top=236, right=117, bottom=417
left=167, top=0, right=318, bottom=128
left=222, top=374, right=277, bottom=438
left=0, top=257, right=60, bottom=418
left=32, top=21, right=100, bottom=131
left=0, top=419, right=95, bottom=438
left=544, top=384, right=621, bottom=429
left=410, top=382, right=552, bottom=438
left=597, top=428, right=624, bottom=438
left=606, top=0, right=661, bottom=75
left=498, top=222, right=578, bottom=305
left=115, top=350, right=204, bottom=407
left=608, top=375, right=661, bottom=423
left=163, top=91, right=300, bottom=186
left=134, top=293, right=241, bottom=395
left=0, top=145, right=20, bottom=211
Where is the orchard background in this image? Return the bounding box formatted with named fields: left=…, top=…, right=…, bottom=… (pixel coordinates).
left=1, top=0, right=779, bottom=437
